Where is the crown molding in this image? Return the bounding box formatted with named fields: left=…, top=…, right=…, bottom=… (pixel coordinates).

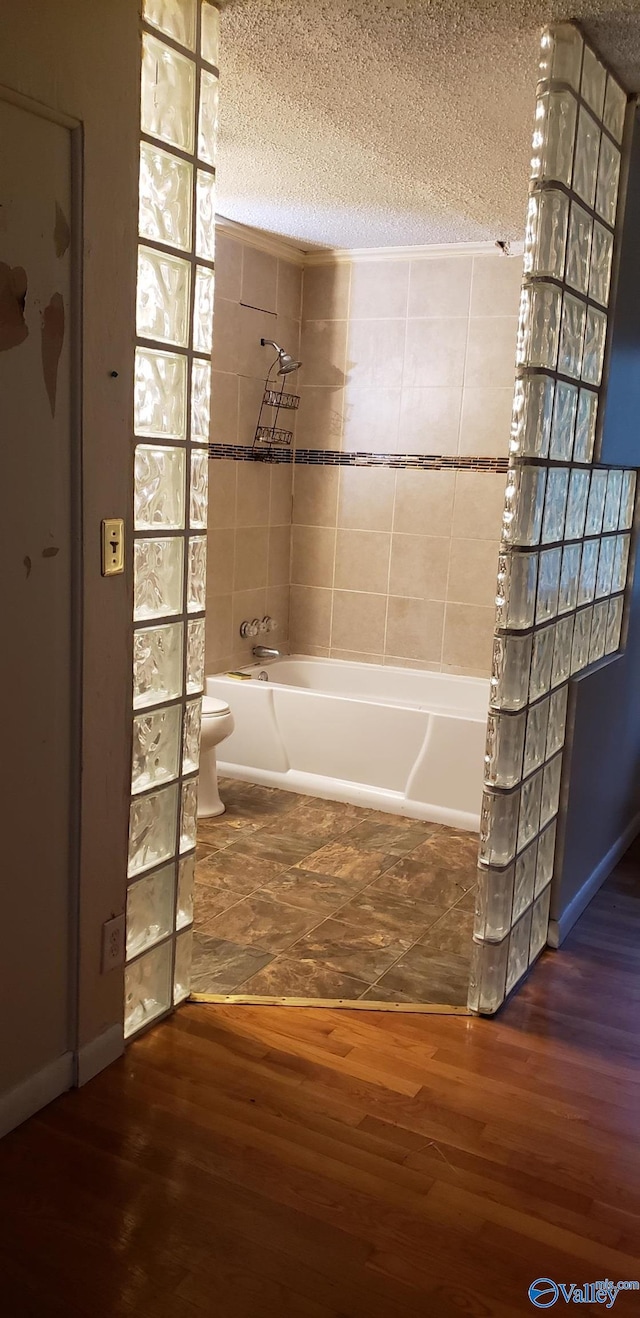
left=215, top=214, right=306, bottom=266
left=304, top=239, right=525, bottom=266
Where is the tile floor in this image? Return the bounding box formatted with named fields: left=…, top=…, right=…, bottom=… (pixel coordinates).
left=192, top=779, right=477, bottom=1006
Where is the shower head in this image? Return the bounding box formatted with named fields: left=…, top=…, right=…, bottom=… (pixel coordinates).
left=261, top=338, right=302, bottom=375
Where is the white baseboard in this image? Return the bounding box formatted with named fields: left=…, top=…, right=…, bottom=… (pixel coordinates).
left=0, top=1052, right=73, bottom=1141
left=76, top=1023, right=124, bottom=1087
left=548, top=810, right=640, bottom=948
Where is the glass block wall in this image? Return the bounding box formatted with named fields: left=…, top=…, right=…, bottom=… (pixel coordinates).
left=125, top=0, right=220, bottom=1039
left=470, top=24, right=636, bottom=1015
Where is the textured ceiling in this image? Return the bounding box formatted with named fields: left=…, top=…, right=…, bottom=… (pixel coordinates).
left=216, top=0, right=640, bottom=250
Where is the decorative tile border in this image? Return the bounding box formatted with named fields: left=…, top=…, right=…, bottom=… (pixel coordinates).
left=208, top=442, right=509, bottom=472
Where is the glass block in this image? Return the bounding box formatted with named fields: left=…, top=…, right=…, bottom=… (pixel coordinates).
left=549, top=383, right=577, bottom=461
left=192, top=359, right=212, bottom=443
left=513, top=841, right=537, bottom=923
left=503, top=465, right=547, bottom=546
left=529, top=885, right=552, bottom=963
left=187, top=535, right=207, bottom=613
left=484, top=711, right=525, bottom=788
left=546, top=684, right=568, bottom=758
left=135, top=347, right=187, bottom=441
left=541, top=471, right=569, bottom=545
left=619, top=471, right=637, bottom=530
left=474, top=865, right=514, bottom=943
left=557, top=293, right=585, bottom=379
left=540, top=753, right=562, bottom=828
left=604, top=75, right=627, bottom=144
left=596, top=134, right=621, bottom=227
left=139, top=142, right=192, bottom=252
left=182, top=696, right=202, bottom=773
left=595, top=536, right=615, bottom=600
left=134, top=622, right=183, bottom=709
left=611, top=534, right=631, bottom=593
left=603, top=470, right=623, bottom=533
left=536, top=819, right=557, bottom=894
left=582, top=307, right=607, bottom=387
left=177, top=853, right=195, bottom=929
left=571, top=605, right=593, bottom=672
left=506, top=909, right=533, bottom=996
left=565, top=469, right=589, bottom=542
left=471, top=936, right=509, bottom=1015
left=201, top=1, right=220, bottom=66
left=143, top=0, right=196, bottom=49
left=516, top=282, right=561, bottom=369
left=605, top=595, right=624, bottom=654
left=189, top=450, right=209, bottom=528
left=589, top=599, right=608, bottom=662
left=137, top=246, right=190, bottom=349
left=131, top=703, right=181, bottom=793
left=529, top=623, right=555, bottom=701
left=573, top=388, right=598, bottom=463
left=572, top=107, right=600, bottom=208
left=174, top=928, right=193, bottom=1004
left=551, top=614, right=574, bottom=687
left=467, top=940, right=482, bottom=1013
left=124, top=941, right=172, bottom=1038
left=126, top=864, right=174, bottom=960
left=518, top=770, right=542, bottom=852
left=585, top=469, right=608, bottom=536
left=196, top=169, right=216, bottom=260
left=577, top=538, right=599, bottom=605
left=523, top=189, right=568, bottom=279
left=128, top=781, right=178, bottom=877
left=565, top=202, right=592, bottom=296
left=530, top=91, right=577, bottom=187
left=186, top=617, right=206, bottom=693
left=135, top=445, right=186, bottom=531
left=180, top=776, right=199, bottom=852
left=589, top=222, right=614, bottom=307
left=558, top=541, right=581, bottom=613
left=479, top=790, right=520, bottom=868
left=490, top=632, right=533, bottom=711
left=538, top=24, right=583, bottom=88
left=141, top=33, right=195, bottom=154
left=198, top=69, right=219, bottom=166
left=510, top=374, right=554, bottom=458
left=581, top=45, right=606, bottom=118
left=495, top=551, right=538, bottom=630
left=536, top=546, right=562, bottom=621
left=524, top=697, right=550, bottom=778
left=134, top=536, right=184, bottom=621
left=193, top=265, right=215, bottom=354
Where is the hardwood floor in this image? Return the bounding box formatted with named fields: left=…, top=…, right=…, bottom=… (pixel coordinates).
left=2, top=846, right=640, bottom=1316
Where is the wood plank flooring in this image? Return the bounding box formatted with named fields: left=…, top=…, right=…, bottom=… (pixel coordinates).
left=2, top=844, right=640, bottom=1316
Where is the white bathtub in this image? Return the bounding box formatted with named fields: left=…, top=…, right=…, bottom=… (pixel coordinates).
left=208, top=655, right=487, bottom=831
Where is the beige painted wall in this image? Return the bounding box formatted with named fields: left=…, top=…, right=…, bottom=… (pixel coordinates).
left=291, top=252, right=522, bottom=675
left=206, top=228, right=302, bottom=672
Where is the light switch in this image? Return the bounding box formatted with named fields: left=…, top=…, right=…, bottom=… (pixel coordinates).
left=101, top=518, right=125, bottom=576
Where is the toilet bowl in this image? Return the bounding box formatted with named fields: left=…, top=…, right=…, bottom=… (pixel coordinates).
left=198, top=696, right=235, bottom=817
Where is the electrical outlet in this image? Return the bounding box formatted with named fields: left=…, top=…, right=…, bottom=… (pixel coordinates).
left=102, top=914, right=125, bottom=972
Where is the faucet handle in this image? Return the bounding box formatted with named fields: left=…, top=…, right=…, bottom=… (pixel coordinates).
left=239, top=619, right=260, bottom=639
left=260, top=615, right=278, bottom=633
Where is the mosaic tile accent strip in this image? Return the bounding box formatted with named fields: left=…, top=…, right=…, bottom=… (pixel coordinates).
left=208, top=442, right=510, bottom=471
left=470, top=23, right=635, bottom=1017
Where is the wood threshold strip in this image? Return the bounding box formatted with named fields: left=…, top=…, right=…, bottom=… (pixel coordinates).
left=188, top=992, right=472, bottom=1014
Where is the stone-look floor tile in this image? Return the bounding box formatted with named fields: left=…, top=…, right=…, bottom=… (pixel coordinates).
left=289, top=916, right=410, bottom=982
left=341, top=819, right=437, bottom=855
left=455, top=883, right=478, bottom=912
left=336, top=890, right=444, bottom=942
left=193, top=880, right=240, bottom=924
left=190, top=933, right=273, bottom=994
left=299, top=841, right=397, bottom=883
left=369, top=854, right=475, bottom=909
left=197, top=816, right=261, bottom=850
left=410, top=829, right=479, bottom=871
left=195, top=841, right=221, bottom=863
left=223, top=831, right=327, bottom=867
left=258, top=800, right=365, bottom=842
left=371, top=949, right=471, bottom=1006
left=196, top=849, right=284, bottom=897
left=261, top=867, right=362, bottom=912
left=418, top=908, right=475, bottom=956
left=201, top=890, right=325, bottom=954
left=240, top=956, right=369, bottom=1000
left=358, top=984, right=416, bottom=1004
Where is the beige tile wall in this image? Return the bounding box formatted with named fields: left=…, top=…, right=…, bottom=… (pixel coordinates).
left=290, top=252, right=522, bottom=676
left=206, top=228, right=301, bottom=672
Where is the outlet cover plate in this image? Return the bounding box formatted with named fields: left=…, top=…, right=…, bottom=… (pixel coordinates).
left=102, top=913, right=125, bottom=972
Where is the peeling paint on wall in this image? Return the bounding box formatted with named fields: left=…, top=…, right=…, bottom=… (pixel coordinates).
left=41, top=292, right=65, bottom=417
left=0, top=262, right=28, bottom=351
left=54, top=202, right=70, bottom=258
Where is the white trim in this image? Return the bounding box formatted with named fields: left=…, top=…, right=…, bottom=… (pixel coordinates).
left=0, top=1053, right=73, bottom=1141
left=304, top=239, right=525, bottom=266
left=75, top=1024, right=124, bottom=1087
left=215, top=214, right=306, bottom=266
left=547, top=809, right=640, bottom=948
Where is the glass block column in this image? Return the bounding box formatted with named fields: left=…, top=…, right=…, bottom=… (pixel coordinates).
left=470, top=23, right=636, bottom=1015
left=125, top=0, right=220, bottom=1039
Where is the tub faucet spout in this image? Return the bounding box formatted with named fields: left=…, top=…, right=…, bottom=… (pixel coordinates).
left=252, top=645, right=282, bottom=660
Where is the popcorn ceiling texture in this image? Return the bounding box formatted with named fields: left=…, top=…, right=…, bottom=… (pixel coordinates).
left=217, top=0, right=637, bottom=249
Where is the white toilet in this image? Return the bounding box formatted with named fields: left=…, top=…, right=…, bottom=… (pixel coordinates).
left=198, top=695, right=235, bottom=817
